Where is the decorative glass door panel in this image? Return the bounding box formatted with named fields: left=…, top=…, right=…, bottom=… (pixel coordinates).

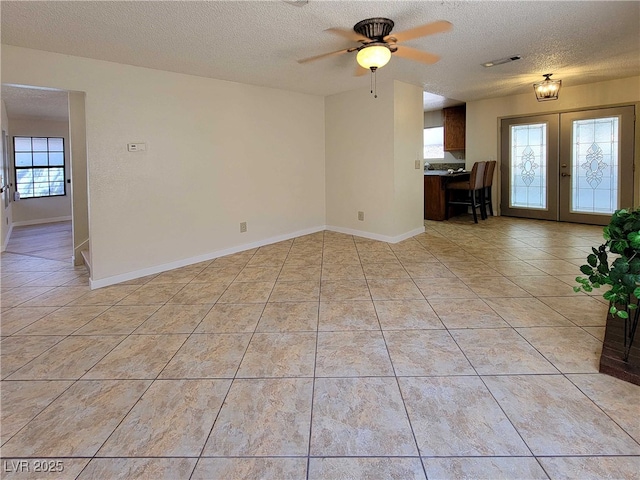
left=510, top=123, right=548, bottom=210
left=571, top=117, right=619, bottom=214
left=500, top=114, right=559, bottom=221
left=559, top=106, right=634, bottom=225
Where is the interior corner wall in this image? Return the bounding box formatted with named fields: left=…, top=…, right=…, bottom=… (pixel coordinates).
left=325, top=80, right=424, bottom=240
left=2, top=45, right=326, bottom=283
left=325, top=81, right=396, bottom=237
left=466, top=75, right=640, bottom=210
left=8, top=116, right=72, bottom=224
left=393, top=81, right=425, bottom=236
left=1, top=100, right=12, bottom=250
left=68, top=91, right=89, bottom=266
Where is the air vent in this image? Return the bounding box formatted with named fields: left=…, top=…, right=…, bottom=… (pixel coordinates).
left=482, top=55, right=521, bottom=68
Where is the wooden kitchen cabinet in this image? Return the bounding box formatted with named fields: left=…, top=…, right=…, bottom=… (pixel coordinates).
left=443, top=105, right=466, bottom=151
left=424, top=171, right=470, bottom=220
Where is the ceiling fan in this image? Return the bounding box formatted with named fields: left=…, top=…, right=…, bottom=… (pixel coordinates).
left=297, top=17, right=452, bottom=73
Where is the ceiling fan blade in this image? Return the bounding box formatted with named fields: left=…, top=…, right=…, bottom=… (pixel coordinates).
left=325, top=27, right=370, bottom=43
left=354, top=65, right=369, bottom=76
left=393, top=45, right=441, bottom=65
left=385, top=20, right=452, bottom=44
left=297, top=48, right=351, bottom=64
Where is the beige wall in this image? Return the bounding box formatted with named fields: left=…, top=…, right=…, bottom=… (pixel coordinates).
left=466, top=75, right=640, bottom=211
left=325, top=80, right=424, bottom=240
left=7, top=116, right=72, bottom=224
left=2, top=45, right=326, bottom=284
left=325, top=81, right=395, bottom=236
left=1, top=100, right=12, bottom=250
left=68, top=92, right=89, bottom=266
left=394, top=81, right=425, bottom=236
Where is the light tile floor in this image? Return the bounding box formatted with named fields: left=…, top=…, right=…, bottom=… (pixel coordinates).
left=1, top=217, right=640, bottom=479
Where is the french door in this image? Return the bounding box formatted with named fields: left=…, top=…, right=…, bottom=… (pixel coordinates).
left=500, top=106, right=635, bottom=225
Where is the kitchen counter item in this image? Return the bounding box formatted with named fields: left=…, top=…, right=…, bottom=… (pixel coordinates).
left=424, top=170, right=467, bottom=176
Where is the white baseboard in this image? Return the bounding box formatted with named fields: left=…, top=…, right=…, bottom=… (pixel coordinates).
left=89, top=224, right=326, bottom=289
left=80, top=250, right=91, bottom=275
left=11, top=216, right=72, bottom=227
left=1, top=224, right=14, bottom=252
left=325, top=225, right=425, bottom=243
left=89, top=223, right=426, bottom=290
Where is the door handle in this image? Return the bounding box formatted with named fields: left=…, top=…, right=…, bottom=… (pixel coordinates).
left=561, top=172, right=571, bottom=177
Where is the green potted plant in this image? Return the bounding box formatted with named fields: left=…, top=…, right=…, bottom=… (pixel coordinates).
left=575, top=207, right=640, bottom=385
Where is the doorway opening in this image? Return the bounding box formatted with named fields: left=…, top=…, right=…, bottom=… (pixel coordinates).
left=1, top=84, right=89, bottom=269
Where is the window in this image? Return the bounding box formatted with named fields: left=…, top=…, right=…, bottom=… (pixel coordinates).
left=424, top=126, right=444, bottom=159
left=14, top=136, right=65, bottom=199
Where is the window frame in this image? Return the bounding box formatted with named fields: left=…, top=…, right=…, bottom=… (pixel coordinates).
left=13, top=136, right=66, bottom=200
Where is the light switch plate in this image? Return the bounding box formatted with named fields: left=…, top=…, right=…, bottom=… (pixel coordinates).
left=415, top=160, right=422, bottom=169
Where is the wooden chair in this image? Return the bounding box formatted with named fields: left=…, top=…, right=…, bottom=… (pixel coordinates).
left=445, top=161, right=487, bottom=223
left=481, top=160, right=497, bottom=218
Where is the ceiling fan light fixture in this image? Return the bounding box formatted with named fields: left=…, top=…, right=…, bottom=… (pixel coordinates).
left=533, top=73, right=562, bottom=101
left=356, top=44, right=391, bottom=70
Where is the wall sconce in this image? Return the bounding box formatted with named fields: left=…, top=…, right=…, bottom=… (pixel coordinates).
left=533, top=73, right=562, bottom=101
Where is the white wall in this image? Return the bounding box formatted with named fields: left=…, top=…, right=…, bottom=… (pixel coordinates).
left=2, top=46, right=326, bottom=284
left=325, top=80, right=424, bottom=241
left=466, top=75, right=640, bottom=210
left=8, top=116, right=72, bottom=225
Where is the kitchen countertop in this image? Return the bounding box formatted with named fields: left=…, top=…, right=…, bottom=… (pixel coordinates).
left=424, top=170, right=468, bottom=176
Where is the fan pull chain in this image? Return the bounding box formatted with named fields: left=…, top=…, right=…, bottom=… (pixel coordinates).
left=374, top=69, right=377, bottom=98
left=370, top=66, right=378, bottom=99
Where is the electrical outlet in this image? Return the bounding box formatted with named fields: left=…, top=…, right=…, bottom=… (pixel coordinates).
left=240, top=222, right=247, bottom=233
left=415, top=160, right=422, bottom=169
left=358, top=211, right=364, bottom=221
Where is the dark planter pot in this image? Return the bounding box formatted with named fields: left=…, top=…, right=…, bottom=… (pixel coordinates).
left=599, top=310, right=640, bottom=386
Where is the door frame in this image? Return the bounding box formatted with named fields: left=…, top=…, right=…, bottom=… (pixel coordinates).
left=558, top=105, right=635, bottom=225
left=500, top=114, right=559, bottom=221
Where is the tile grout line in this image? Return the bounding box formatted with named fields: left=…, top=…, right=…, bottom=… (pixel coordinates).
left=190, top=245, right=266, bottom=476
left=444, top=322, right=541, bottom=462
left=190, top=236, right=293, bottom=476
left=305, top=230, right=325, bottom=480
left=372, top=301, right=430, bottom=479
left=76, top=260, right=223, bottom=474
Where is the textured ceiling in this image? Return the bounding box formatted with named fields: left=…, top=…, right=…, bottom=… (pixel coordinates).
left=1, top=1, right=639, bottom=112
left=1, top=85, right=69, bottom=121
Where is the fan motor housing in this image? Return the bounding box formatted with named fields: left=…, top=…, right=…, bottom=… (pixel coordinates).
left=353, top=18, right=394, bottom=40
